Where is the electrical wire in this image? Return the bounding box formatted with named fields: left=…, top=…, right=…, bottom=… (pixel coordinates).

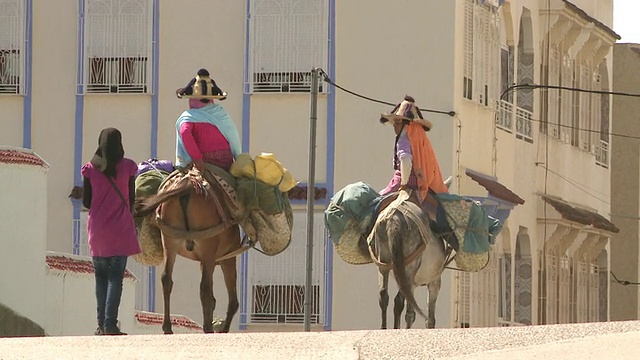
left=317, top=68, right=457, bottom=117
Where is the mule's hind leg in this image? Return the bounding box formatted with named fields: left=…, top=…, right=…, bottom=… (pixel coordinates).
left=161, top=247, right=178, bottom=334
left=200, top=262, right=216, bottom=333
left=425, top=276, right=442, bottom=329
left=393, top=291, right=405, bottom=329
left=404, top=297, right=416, bottom=329
left=378, top=270, right=390, bottom=329
left=219, top=258, right=239, bottom=333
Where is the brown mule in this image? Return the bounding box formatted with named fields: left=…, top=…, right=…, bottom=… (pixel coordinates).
left=136, top=170, right=240, bottom=334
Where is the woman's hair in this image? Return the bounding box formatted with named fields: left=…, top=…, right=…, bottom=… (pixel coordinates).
left=90, top=128, right=125, bottom=178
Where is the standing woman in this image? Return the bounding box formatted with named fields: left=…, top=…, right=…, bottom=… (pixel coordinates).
left=81, top=128, right=141, bottom=335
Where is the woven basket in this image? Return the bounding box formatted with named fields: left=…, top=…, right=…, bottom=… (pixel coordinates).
left=333, top=216, right=373, bottom=265
left=132, top=214, right=164, bottom=266
left=247, top=211, right=292, bottom=256
left=440, top=200, right=490, bottom=272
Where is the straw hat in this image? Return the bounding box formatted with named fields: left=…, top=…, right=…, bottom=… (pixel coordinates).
left=380, top=95, right=433, bottom=131
left=176, top=68, right=227, bottom=100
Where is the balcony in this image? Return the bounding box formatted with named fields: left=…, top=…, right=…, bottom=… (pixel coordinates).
left=515, top=107, right=533, bottom=143
left=496, top=100, right=513, bottom=132
left=595, top=140, right=609, bottom=168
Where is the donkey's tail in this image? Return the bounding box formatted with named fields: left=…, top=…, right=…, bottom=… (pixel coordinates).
left=135, top=177, right=192, bottom=217
left=390, top=212, right=429, bottom=321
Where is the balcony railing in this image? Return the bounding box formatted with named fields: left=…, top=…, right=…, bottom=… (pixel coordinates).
left=595, top=140, right=609, bottom=168
left=515, top=107, right=533, bottom=142
left=496, top=100, right=513, bottom=132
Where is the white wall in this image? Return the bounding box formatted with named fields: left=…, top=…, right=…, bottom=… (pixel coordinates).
left=0, top=162, right=48, bottom=329
left=44, top=263, right=137, bottom=336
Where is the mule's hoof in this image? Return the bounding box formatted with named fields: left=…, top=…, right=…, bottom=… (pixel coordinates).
left=163, top=329, right=174, bottom=335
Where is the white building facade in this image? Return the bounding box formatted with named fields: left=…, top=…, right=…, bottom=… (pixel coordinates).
left=0, top=0, right=617, bottom=331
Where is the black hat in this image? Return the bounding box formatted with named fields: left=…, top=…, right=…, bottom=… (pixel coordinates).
left=176, top=68, right=227, bottom=100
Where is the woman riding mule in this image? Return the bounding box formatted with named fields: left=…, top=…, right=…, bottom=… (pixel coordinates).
left=379, top=95, right=449, bottom=214
left=372, top=96, right=452, bottom=329
left=136, top=69, right=242, bottom=334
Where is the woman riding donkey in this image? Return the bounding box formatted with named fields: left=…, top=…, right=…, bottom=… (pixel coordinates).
left=379, top=95, right=449, bottom=204
left=174, top=68, right=241, bottom=173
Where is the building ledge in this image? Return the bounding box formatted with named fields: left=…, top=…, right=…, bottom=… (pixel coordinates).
left=542, top=195, right=619, bottom=233
left=465, top=169, right=525, bottom=205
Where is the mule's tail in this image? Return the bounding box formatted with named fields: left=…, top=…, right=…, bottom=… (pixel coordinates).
left=135, top=178, right=192, bottom=217
left=390, top=213, right=429, bottom=321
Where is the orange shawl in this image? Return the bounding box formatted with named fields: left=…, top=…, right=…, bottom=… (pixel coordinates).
left=406, top=122, right=448, bottom=201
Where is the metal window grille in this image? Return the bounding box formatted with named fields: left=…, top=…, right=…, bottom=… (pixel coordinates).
left=0, top=0, right=24, bottom=94
left=547, top=47, right=561, bottom=138
left=578, top=65, right=592, bottom=151
left=248, top=0, right=328, bottom=94
left=590, top=71, right=601, bottom=154
left=558, top=256, right=571, bottom=323
left=571, top=261, right=589, bottom=323
left=545, top=253, right=558, bottom=324
left=463, top=0, right=474, bottom=100
left=588, top=263, right=599, bottom=322
left=83, top=0, right=152, bottom=94
left=470, top=2, right=499, bottom=107
left=457, top=272, right=471, bottom=328
left=248, top=211, right=326, bottom=325
left=560, top=54, right=574, bottom=144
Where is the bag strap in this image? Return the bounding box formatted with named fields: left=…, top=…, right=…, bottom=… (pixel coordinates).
left=107, top=176, right=128, bottom=209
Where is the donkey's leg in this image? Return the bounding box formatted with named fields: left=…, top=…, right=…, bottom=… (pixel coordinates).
left=200, top=262, right=216, bottom=333
left=378, top=270, right=390, bottom=329
left=393, top=290, right=405, bottom=329
left=404, top=294, right=416, bottom=329
left=161, top=248, right=177, bottom=334
left=426, top=276, right=442, bottom=329
left=219, top=258, right=239, bottom=333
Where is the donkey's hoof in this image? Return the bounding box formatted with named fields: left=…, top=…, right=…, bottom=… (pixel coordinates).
left=163, top=328, right=173, bottom=335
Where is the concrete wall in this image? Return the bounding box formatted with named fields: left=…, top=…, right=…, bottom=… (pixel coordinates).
left=0, top=162, right=48, bottom=330
left=610, top=44, right=640, bottom=321
left=44, top=261, right=137, bottom=336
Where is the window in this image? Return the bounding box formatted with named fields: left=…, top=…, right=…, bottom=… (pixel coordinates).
left=247, top=211, right=327, bottom=325
left=0, top=0, right=24, bottom=94
left=248, top=0, right=328, bottom=94
left=463, top=0, right=500, bottom=106
left=83, top=0, right=152, bottom=94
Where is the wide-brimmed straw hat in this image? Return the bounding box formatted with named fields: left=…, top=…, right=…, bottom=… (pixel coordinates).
left=380, top=95, right=433, bottom=131
left=176, top=68, right=227, bottom=100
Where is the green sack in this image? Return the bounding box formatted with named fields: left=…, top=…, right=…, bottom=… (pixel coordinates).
left=236, top=177, right=291, bottom=215
left=324, top=181, right=380, bottom=244
left=135, top=170, right=171, bottom=198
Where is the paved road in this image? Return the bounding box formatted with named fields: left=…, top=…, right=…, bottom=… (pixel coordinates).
left=1, top=321, right=639, bottom=359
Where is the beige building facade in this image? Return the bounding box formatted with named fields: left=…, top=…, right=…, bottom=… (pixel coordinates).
left=611, top=43, right=640, bottom=321
left=0, top=0, right=619, bottom=331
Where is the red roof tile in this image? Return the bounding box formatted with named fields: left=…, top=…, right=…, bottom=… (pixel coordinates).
left=542, top=196, right=619, bottom=233
left=0, top=149, right=47, bottom=168
left=135, top=311, right=202, bottom=330
left=465, top=169, right=525, bottom=205
left=45, top=255, right=135, bottom=279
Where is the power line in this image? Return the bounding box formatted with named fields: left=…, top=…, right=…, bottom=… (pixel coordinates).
left=500, top=83, right=640, bottom=101
left=317, top=68, right=457, bottom=117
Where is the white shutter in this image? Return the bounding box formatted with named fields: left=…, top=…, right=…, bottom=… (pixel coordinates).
left=0, top=0, right=24, bottom=94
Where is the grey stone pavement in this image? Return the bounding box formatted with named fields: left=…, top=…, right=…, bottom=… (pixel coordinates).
left=1, top=321, right=639, bottom=359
